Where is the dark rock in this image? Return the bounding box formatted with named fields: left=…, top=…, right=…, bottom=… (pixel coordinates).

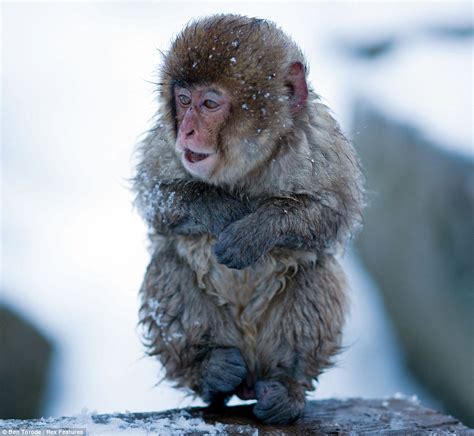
left=352, top=102, right=474, bottom=427
left=0, top=303, right=53, bottom=419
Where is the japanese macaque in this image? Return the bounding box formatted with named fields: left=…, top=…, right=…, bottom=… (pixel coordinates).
left=133, top=14, right=364, bottom=425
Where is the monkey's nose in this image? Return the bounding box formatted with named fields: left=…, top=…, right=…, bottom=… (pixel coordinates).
left=186, top=129, right=195, bottom=138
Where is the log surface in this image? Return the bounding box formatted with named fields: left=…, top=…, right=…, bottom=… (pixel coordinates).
left=1, top=397, right=471, bottom=435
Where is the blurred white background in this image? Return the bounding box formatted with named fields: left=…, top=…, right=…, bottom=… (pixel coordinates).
left=1, top=1, right=471, bottom=418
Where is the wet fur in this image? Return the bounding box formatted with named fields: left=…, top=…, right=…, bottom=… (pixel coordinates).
left=133, top=14, right=364, bottom=423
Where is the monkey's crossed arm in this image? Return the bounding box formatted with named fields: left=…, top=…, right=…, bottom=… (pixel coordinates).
left=214, top=193, right=344, bottom=269
left=152, top=181, right=344, bottom=269
left=150, top=179, right=250, bottom=238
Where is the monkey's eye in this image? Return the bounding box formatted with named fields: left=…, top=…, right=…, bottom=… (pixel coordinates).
left=178, top=94, right=191, bottom=106
left=203, top=99, right=219, bottom=110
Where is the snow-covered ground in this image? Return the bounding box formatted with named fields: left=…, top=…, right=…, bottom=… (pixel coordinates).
left=1, top=2, right=471, bottom=417
left=1, top=409, right=243, bottom=436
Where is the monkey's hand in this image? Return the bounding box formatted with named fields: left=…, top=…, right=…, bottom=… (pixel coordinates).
left=214, top=215, right=274, bottom=269
left=214, top=193, right=352, bottom=267
left=198, top=194, right=250, bottom=238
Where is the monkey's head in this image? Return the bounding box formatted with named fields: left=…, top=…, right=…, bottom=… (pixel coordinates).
left=159, top=14, right=309, bottom=185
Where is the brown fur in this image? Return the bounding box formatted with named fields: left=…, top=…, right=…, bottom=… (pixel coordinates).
left=133, top=14, right=364, bottom=424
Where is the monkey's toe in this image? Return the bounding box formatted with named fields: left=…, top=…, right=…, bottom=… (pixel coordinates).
left=201, top=347, right=248, bottom=403
left=253, top=380, right=305, bottom=425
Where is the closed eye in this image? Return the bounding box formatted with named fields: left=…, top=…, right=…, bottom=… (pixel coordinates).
left=178, top=94, right=191, bottom=106
left=203, top=99, right=219, bottom=110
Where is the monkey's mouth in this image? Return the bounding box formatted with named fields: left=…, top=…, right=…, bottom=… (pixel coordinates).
left=180, top=146, right=218, bottom=178
left=184, top=148, right=212, bottom=163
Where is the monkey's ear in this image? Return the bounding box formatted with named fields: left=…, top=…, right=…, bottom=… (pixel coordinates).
left=286, top=62, right=308, bottom=114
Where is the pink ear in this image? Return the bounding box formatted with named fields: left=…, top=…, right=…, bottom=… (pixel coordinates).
left=286, top=62, right=308, bottom=114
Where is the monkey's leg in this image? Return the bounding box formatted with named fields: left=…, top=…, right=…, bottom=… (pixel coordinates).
left=139, top=241, right=247, bottom=405
left=253, top=255, right=347, bottom=425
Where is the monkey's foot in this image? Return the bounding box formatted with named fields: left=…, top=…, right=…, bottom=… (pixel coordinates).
left=201, top=347, right=248, bottom=404
left=253, top=380, right=305, bottom=425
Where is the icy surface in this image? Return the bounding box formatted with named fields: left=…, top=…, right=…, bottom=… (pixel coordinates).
left=1, top=410, right=231, bottom=435
left=2, top=2, right=469, bottom=418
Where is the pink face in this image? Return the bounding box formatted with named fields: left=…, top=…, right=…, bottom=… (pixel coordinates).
left=175, top=85, right=231, bottom=179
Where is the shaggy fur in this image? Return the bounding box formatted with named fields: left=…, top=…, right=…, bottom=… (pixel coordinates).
left=133, top=14, right=364, bottom=424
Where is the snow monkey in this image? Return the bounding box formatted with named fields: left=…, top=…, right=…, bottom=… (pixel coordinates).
left=133, top=14, right=364, bottom=425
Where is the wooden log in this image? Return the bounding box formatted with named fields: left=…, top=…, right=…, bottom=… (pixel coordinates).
left=0, top=398, right=471, bottom=435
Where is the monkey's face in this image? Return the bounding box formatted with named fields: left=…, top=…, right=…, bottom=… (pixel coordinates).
left=163, top=15, right=309, bottom=185
left=174, top=85, right=231, bottom=179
